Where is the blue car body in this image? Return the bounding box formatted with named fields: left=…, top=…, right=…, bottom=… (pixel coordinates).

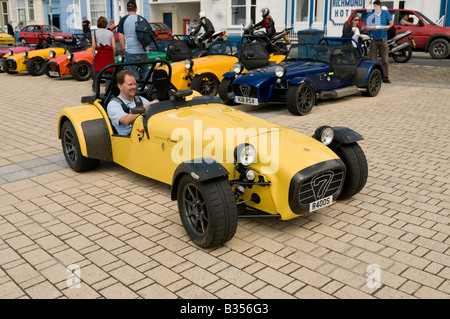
left=220, top=37, right=384, bottom=115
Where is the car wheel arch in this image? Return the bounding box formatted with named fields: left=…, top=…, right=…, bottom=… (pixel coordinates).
left=425, top=34, right=450, bottom=52
left=170, top=159, right=230, bottom=200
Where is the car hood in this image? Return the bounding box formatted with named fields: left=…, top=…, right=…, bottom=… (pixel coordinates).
left=0, top=33, right=13, bottom=39
left=234, top=60, right=326, bottom=84
left=424, top=24, right=450, bottom=34
left=148, top=101, right=339, bottom=175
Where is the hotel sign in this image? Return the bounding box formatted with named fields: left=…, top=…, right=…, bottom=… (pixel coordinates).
left=329, top=0, right=365, bottom=25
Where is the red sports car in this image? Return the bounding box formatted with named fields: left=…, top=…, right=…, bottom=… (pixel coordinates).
left=18, top=25, right=73, bottom=45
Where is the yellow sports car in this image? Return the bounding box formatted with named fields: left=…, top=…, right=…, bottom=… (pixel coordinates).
left=0, top=27, right=14, bottom=45
left=4, top=33, right=89, bottom=76
left=167, top=39, right=287, bottom=96
left=58, top=61, right=368, bottom=248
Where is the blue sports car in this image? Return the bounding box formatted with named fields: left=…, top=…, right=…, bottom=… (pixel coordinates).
left=219, top=37, right=384, bottom=115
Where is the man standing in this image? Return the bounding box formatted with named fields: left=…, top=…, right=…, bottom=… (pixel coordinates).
left=117, top=1, right=150, bottom=81
left=365, top=0, right=393, bottom=83
left=7, top=21, right=14, bottom=36
left=82, top=17, right=91, bottom=39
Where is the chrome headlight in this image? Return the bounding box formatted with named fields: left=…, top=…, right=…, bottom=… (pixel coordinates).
left=275, top=65, right=286, bottom=78
left=184, top=59, right=193, bottom=70
left=67, top=52, right=73, bottom=61
left=23, top=51, right=28, bottom=58
left=8, top=50, right=13, bottom=55
left=49, top=50, right=56, bottom=58
left=314, top=126, right=334, bottom=146
left=234, top=144, right=256, bottom=166
left=233, top=62, right=243, bottom=74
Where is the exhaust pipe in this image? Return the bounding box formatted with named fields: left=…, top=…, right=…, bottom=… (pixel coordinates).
left=390, top=42, right=410, bottom=53
left=319, top=86, right=360, bottom=99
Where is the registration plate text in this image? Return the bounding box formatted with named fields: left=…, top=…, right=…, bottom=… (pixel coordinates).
left=235, top=96, right=258, bottom=105
left=309, top=195, right=333, bottom=212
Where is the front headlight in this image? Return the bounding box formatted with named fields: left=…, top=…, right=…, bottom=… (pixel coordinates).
left=49, top=50, right=56, bottom=58
left=275, top=65, right=286, bottom=78
left=233, top=62, right=243, bottom=74
left=234, top=144, right=256, bottom=166
left=118, top=55, right=124, bottom=62
left=184, top=59, right=193, bottom=70
left=67, top=52, right=73, bottom=61
left=23, top=51, right=28, bottom=58
left=8, top=50, right=13, bottom=56
left=314, top=126, right=334, bottom=146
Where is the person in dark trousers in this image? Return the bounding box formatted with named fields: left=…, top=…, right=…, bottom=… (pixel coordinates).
left=82, top=17, right=91, bottom=39
left=364, top=0, right=393, bottom=83
left=7, top=21, right=14, bottom=36
left=117, top=1, right=151, bottom=81
left=254, top=8, right=275, bottom=39
left=191, top=11, right=215, bottom=47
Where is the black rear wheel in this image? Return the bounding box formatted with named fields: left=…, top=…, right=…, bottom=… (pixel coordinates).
left=391, top=46, right=412, bottom=63
left=361, top=69, right=382, bottom=97
left=71, top=61, right=92, bottom=81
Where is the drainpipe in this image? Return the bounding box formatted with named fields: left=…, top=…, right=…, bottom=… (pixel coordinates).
left=49, top=0, right=54, bottom=38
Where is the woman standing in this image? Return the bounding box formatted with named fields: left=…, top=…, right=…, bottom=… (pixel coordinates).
left=14, top=22, right=22, bottom=43
left=342, top=15, right=363, bottom=47
left=91, top=16, right=116, bottom=92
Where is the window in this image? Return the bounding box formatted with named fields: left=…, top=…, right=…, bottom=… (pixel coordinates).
left=88, top=0, right=106, bottom=28
left=296, top=0, right=309, bottom=22
left=28, top=0, right=34, bottom=21
left=230, top=0, right=256, bottom=26
left=314, top=0, right=324, bottom=22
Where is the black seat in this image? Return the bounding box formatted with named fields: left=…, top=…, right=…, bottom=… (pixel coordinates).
left=239, top=42, right=270, bottom=70
left=147, top=69, right=172, bottom=101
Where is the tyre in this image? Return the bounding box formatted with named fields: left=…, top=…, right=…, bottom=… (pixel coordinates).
left=428, top=39, right=450, bottom=59
left=0, top=59, right=5, bottom=73
left=26, top=57, right=45, bottom=76
left=19, top=38, right=27, bottom=45
left=332, top=142, right=368, bottom=199
left=61, top=121, right=100, bottom=172
left=71, top=61, right=92, bottom=81
left=218, top=78, right=237, bottom=105
left=391, top=46, right=412, bottom=63
left=177, top=174, right=238, bottom=248
left=361, top=69, right=382, bottom=97
left=44, top=63, right=58, bottom=78
left=286, top=82, right=315, bottom=116
left=191, top=72, right=220, bottom=96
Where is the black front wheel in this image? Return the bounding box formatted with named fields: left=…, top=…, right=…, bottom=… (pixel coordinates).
left=428, top=39, right=450, bottom=59
left=26, top=57, right=45, bottom=76
left=61, top=121, right=100, bottom=172
left=191, top=72, right=220, bottom=96
left=177, top=175, right=238, bottom=248
left=332, top=142, right=368, bottom=199
left=218, top=78, right=237, bottom=105
left=71, top=61, right=92, bottom=81
left=286, top=82, right=316, bottom=116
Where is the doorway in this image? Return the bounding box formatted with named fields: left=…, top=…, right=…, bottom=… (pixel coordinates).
left=163, top=12, right=173, bottom=30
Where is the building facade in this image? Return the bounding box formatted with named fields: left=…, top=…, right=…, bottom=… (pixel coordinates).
left=2, top=0, right=449, bottom=36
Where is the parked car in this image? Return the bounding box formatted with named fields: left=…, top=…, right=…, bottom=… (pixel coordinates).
left=166, top=39, right=286, bottom=96
left=4, top=33, right=89, bottom=76
left=149, top=22, right=172, bottom=39
left=45, top=49, right=93, bottom=81
left=346, top=8, right=450, bottom=59
left=0, top=27, right=15, bottom=45
left=57, top=60, right=368, bottom=248
left=220, top=37, right=383, bottom=115
left=0, top=45, right=34, bottom=73
left=18, top=24, right=73, bottom=45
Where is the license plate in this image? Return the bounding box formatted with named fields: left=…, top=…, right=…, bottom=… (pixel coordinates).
left=411, top=39, right=416, bottom=47
left=49, top=71, right=59, bottom=77
left=309, top=195, right=333, bottom=212
left=222, top=35, right=227, bottom=40
left=235, top=95, right=258, bottom=105
left=284, top=35, right=289, bottom=40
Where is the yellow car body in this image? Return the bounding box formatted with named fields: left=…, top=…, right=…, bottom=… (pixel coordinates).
left=166, top=40, right=286, bottom=95
left=4, top=46, right=67, bottom=75
left=57, top=61, right=368, bottom=248
left=0, top=31, right=14, bottom=45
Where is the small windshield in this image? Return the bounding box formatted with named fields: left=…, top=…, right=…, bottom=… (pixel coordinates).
left=150, top=39, right=169, bottom=52
left=287, top=44, right=331, bottom=63
left=150, top=23, right=171, bottom=31
left=207, top=41, right=241, bottom=56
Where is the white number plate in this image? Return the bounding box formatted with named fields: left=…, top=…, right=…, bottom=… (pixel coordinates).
left=49, top=71, right=59, bottom=77
left=235, top=95, right=258, bottom=105
left=309, top=195, right=333, bottom=212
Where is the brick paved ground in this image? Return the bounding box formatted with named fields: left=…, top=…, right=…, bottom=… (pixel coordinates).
left=0, top=63, right=449, bottom=299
